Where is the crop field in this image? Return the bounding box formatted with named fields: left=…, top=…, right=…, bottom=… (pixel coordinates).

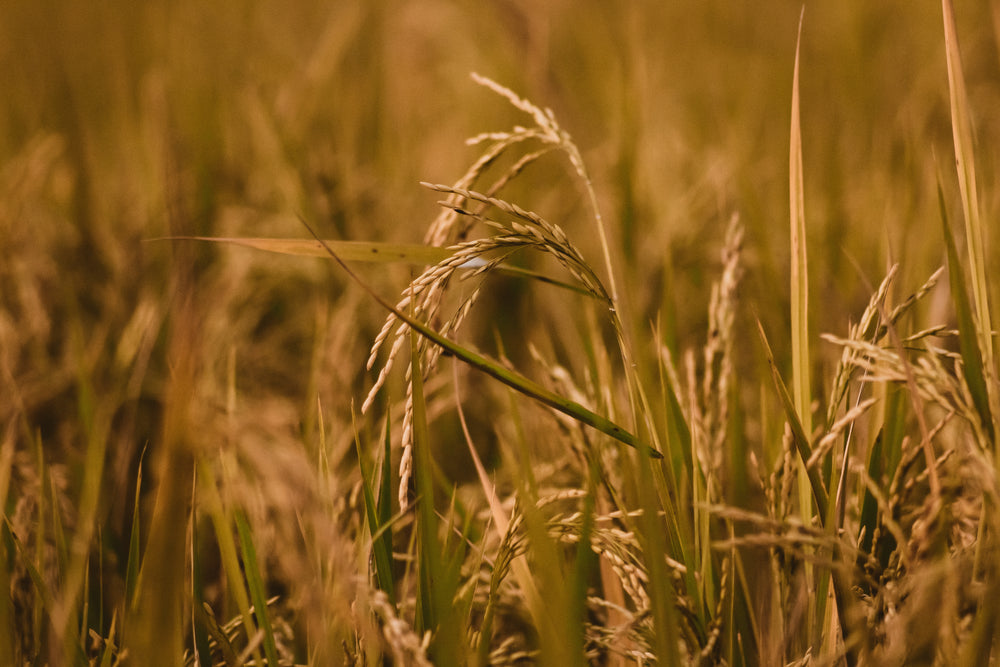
left=2, top=2, right=1000, bottom=665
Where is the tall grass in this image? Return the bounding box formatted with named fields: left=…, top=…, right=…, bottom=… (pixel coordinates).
left=2, top=1, right=1000, bottom=665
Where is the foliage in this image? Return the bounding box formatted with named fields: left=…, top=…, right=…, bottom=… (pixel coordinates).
left=1, top=1, right=999, bottom=665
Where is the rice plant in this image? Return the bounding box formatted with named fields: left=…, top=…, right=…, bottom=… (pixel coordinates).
left=2, top=1, right=998, bottom=665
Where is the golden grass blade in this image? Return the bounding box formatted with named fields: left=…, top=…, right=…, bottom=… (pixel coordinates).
left=941, top=0, right=1000, bottom=442
left=789, top=9, right=812, bottom=446
left=156, top=236, right=593, bottom=296
left=155, top=235, right=455, bottom=263
left=788, top=13, right=821, bottom=647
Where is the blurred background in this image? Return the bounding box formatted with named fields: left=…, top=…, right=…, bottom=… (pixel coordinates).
left=1, top=0, right=998, bottom=660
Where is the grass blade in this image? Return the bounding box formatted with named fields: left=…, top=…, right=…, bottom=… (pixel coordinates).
left=409, top=327, right=464, bottom=664
left=189, top=481, right=213, bottom=667
left=301, top=220, right=660, bottom=458
left=98, top=612, right=118, bottom=667
left=941, top=0, right=999, bottom=443
left=354, top=413, right=395, bottom=598
left=789, top=11, right=811, bottom=428
left=195, top=459, right=261, bottom=665
left=411, top=328, right=437, bottom=637
left=234, top=510, right=280, bottom=667
left=156, top=236, right=456, bottom=263
left=156, top=236, right=592, bottom=295
left=125, top=448, right=145, bottom=611
left=857, top=430, right=884, bottom=556
left=938, top=181, right=992, bottom=439
left=789, top=7, right=814, bottom=508
left=757, top=319, right=862, bottom=665
left=755, top=319, right=828, bottom=519
left=788, top=14, right=824, bottom=651
left=378, top=411, right=394, bottom=539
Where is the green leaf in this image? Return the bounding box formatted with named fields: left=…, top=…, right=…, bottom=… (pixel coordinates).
left=409, top=326, right=464, bottom=663
left=196, top=460, right=260, bottom=665
left=378, top=411, right=394, bottom=536
left=125, top=449, right=145, bottom=610
left=939, top=181, right=993, bottom=440
left=355, top=417, right=395, bottom=598
left=189, top=499, right=213, bottom=667
left=234, top=510, right=280, bottom=667
left=569, top=480, right=597, bottom=663
left=942, top=0, right=998, bottom=444
left=858, top=429, right=883, bottom=556
left=755, top=318, right=828, bottom=520
left=98, top=614, right=118, bottom=667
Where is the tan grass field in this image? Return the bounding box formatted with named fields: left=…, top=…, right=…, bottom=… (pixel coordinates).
left=2, top=2, right=1000, bottom=665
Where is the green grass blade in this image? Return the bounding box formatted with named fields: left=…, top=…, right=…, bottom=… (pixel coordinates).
left=881, top=384, right=907, bottom=484
left=638, top=460, right=682, bottom=666
left=660, top=352, right=694, bottom=476
left=409, top=327, right=465, bottom=664
left=755, top=318, right=828, bottom=519
left=234, top=510, right=280, bottom=667
left=98, top=613, right=118, bottom=667
left=378, top=410, right=394, bottom=537
left=196, top=459, right=260, bottom=665
left=301, top=222, right=658, bottom=458
left=941, top=0, right=996, bottom=382
left=938, top=181, right=992, bottom=439
left=440, top=498, right=472, bottom=664
left=354, top=415, right=395, bottom=598
left=189, top=490, right=213, bottom=667
left=411, top=330, right=437, bottom=637
left=124, top=449, right=145, bottom=612
left=858, top=430, right=884, bottom=556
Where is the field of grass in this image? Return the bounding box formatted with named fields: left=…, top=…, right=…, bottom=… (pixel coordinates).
left=2, top=1, right=1000, bottom=665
